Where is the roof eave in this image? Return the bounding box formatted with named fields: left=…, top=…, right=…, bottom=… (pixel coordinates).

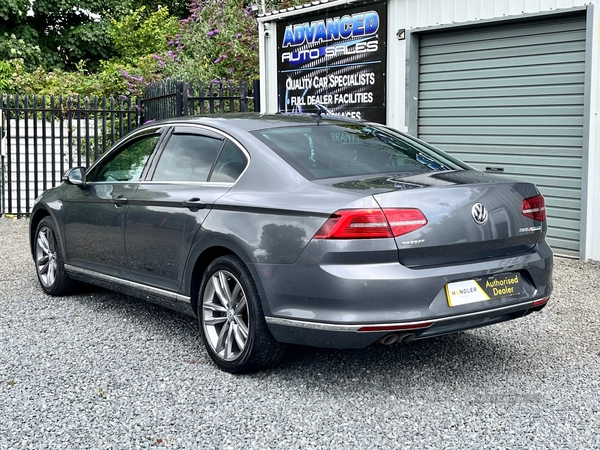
left=256, top=0, right=364, bottom=23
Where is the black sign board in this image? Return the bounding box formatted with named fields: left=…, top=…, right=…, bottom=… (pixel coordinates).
left=276, top=1, right=387, bottom=123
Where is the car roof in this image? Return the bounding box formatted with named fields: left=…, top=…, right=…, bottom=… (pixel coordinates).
left=143, top=113, right=367, bottom=133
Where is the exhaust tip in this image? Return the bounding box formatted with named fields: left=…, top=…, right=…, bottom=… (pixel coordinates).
left=399, top=332, right=416, bottom=344
left=378, top=332, right=417, bottom=345
left=378, top=334, right=399, bottom=345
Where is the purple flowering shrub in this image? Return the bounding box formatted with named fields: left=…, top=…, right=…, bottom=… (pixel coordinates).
left=161, top=0, right=260, bottom=83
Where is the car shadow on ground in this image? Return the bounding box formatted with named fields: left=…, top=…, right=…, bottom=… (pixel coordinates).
left=59, top=283, right=537, bottom=389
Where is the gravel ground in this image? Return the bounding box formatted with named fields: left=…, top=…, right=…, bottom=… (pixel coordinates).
left=0, top=217, right=599, bottom=449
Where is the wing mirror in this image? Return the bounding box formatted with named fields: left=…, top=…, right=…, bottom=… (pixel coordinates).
left=63, top=167, right=87, bottom=188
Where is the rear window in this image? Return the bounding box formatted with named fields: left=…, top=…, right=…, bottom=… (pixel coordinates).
left=251, top=123, right=467, bottom=180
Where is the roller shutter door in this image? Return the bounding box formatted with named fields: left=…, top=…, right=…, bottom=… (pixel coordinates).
left=418, top=12, right=586, bottom=257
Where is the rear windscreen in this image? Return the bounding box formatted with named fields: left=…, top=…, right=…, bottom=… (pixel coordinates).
left=251, top=123, right=467, bottom=180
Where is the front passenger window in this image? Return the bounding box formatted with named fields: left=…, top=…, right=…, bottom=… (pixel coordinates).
left=91, top=135, right=159, bottom=182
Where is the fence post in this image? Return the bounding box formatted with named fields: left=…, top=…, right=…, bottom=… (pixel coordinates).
left=1, top=154, right=4, bottom=216
left=176, top=80, right=188, bottom=117
left=253, top=80, right=261, bottom=112
left=0, top=106, right=3, bottom=215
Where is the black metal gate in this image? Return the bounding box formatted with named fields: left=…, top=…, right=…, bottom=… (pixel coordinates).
left=0, top=94, right=141, bottom=215
left=141, top=79, right=260, bottom=121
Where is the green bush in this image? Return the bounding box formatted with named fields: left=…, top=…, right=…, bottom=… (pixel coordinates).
left=0, top=0, right=302, bottom=96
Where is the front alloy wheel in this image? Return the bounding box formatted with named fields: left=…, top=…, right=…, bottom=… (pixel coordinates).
left=198, top=255, right=284, bottom=373
left=34, top=217, right=74, bottom=296
left=36, top=225, right=58, bottom=288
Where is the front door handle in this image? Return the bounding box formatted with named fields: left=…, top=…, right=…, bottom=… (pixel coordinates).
left=112, top=194, right=128, bottom=207
left=183, top=197, right=206, bottom=211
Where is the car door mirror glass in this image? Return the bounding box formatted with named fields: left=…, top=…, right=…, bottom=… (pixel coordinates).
left=63, top=167, right=86, bottom=187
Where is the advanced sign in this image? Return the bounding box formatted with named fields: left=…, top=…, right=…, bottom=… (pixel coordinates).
left=281, top=11, right=380, bottom=48
left=277, top=2, right=387, bottom=123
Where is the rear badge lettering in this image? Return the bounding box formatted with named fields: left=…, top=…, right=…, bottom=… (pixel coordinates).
left=519, top=226, right=542, bottom=233
left=401, top=239, right=425, bottom=246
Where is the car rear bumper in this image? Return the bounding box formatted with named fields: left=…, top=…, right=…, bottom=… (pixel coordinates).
left=256, top=241, right=553, bottom=348
left=265, top=297, right=548, bottom=348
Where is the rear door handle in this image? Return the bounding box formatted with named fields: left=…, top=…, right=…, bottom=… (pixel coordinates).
left=112, top=194, right=128, bottom=207
left=183, top=197, right=206, bottom=211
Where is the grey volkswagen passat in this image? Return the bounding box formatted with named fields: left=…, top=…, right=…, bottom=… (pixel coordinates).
left=30, top=114, right=553, bottom=372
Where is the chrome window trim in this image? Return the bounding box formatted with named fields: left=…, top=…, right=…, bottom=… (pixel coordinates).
left=88, top=180, right=235, bottom=187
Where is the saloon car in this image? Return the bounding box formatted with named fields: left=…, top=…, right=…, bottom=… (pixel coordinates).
left=30, top=113, right=553, bottom=372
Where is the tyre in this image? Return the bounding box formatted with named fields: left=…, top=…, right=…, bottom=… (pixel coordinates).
left=34, top=216, right=75, bottom=296
left=198, top=255, right=284, bottom=373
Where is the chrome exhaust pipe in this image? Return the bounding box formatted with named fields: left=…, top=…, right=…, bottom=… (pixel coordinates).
left=378, top=333, right=399, bottom=345
left=378, top=332, right=416, bottom=345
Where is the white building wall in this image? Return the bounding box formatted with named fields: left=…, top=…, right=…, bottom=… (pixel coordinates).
left=582, top=3, right=600, bottom=260
left=395, top=0, right=588, bottom=26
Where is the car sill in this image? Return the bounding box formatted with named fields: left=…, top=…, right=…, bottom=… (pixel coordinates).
left=64, top=264, right=191, bottom=304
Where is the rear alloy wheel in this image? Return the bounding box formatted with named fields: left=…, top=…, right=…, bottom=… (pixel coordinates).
left=198, top=255, right=284, bottom=373
left=34, top=217, right=74, bottom=296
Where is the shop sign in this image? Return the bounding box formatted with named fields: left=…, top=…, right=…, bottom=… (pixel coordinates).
left=276, top=1, right=387, bottom=123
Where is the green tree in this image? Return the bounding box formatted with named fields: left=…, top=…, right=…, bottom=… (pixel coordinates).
left=0, top=0, right=42, bottom=68
left=131, top=0, right=188, bottom=20
left=30, top=0, right=137, bottom=71
left=110, top=6, right=178, bottom=61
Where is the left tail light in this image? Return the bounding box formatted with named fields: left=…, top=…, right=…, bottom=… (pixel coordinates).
left=522, top=195, right=546, bottom=221
left=314, top=208, right=427, bottom=239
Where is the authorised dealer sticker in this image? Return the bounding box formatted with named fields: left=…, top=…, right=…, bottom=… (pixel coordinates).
left=446, top=273, right=522, bottom=307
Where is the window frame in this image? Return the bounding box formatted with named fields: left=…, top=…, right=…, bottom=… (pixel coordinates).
left=85, top=126, right=167, bottom=183
left=145, top=125, right=250, bottom=185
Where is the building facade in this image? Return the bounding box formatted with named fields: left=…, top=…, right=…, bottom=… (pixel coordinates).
left=257, top=0, right=600, bottom=260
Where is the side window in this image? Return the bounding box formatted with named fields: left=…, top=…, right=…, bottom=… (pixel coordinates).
left=153, top=134, right=223, bottom=182
left=90, top=135, right=159, bottom=182
left=210, top=140, right=247, bottom=183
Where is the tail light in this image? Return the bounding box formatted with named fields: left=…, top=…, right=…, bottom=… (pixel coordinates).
left=522, top=195, right=546, bottom=221
left=314, top=208, right=427, bottom=239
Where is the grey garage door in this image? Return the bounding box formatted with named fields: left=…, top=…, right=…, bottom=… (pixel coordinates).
left=417, top=12, right=586, bottom=257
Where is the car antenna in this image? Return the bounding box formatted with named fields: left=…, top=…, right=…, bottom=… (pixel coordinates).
left=315, top=103, right=333, bottom=115
left=313, top=103, right=332, bottom=126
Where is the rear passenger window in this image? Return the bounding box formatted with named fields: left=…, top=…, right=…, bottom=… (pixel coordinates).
left=153, top=134, right=223, bottom=182
left=209, top=140, right=247, bottom=183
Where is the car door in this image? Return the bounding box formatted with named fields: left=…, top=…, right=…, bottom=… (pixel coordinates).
left=124, top=126, right=248, bottom=292
left=63, top=127, right=164, bottom=278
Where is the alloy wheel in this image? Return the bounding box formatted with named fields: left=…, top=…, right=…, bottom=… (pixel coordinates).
left=35, top=225, right=58, bottom=288
left=202, top=270, right=250, bottom=362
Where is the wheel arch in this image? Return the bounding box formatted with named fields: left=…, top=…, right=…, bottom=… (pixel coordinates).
left=29, top=207, right=53, bottom=258
left=185, top=242, right=270, bottom=319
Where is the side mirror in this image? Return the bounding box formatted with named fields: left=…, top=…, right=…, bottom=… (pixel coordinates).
left=63, top=167, right=87, bottom=188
